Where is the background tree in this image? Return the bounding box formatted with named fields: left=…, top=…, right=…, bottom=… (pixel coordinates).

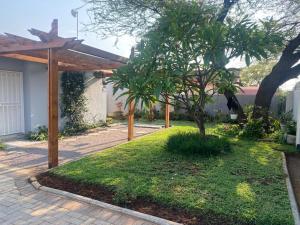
left=240, top=60, right=277, bottom=86
left=109, top=2, right=282, bottom=136
left=84, top=0, right=299, bottom=120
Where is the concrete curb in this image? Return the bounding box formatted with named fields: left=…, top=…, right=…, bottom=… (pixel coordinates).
left=29, top=177, right=181, bottom=225
left=134, top=124, right=163, bottom=129
left=282, top=153, right=300, bottom=225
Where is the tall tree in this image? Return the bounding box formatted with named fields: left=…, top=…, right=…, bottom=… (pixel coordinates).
left=240, top=60, right=277, bottom=86
left=84, top=0, right=299, bottom=119
left=109, top=2, right=282, bottom=136
left=253, top=33, right=300, bottom=118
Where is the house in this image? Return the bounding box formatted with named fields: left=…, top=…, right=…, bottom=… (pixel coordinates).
left=286, top=81, right=300, bottom=149
left=0, top=24, right=127, bottom=137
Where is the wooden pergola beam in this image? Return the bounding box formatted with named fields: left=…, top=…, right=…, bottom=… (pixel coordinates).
left=0, top=19, right=127, bottom=168
left=0, top=38, right=79, bottom=54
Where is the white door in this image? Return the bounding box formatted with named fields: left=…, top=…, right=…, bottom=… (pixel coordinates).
left=0, top=70, right=24, bottom=136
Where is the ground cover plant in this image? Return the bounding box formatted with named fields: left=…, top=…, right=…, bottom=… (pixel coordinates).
left=43, top=123, right=295, bottom=225
left=0, top=142, right=5, bottom=150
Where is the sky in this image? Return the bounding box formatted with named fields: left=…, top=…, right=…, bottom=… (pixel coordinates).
left=0, top=0, right=298, bottom=90
left=0, top=0, right=136, bottom=57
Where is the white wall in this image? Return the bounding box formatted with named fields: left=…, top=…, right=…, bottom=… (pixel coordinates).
left=106, top=82, right=129, bottom=116
left=0, top=58, right=108, bottom=135
left=84, top=74, right=107, bottom=124
left=23, top=62, right=49, bottom=132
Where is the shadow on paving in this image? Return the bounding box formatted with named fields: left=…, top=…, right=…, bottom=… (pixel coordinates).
left=0, top=125, right=158, bottom=173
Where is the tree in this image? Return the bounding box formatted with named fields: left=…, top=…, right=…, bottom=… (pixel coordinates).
left=253, top=33, right=300, bottom=118
left=240, top=60, right=277, bottom=86
left=109, top=2, right=282, bottom=136
left=84, top=0, right=298, bottom=119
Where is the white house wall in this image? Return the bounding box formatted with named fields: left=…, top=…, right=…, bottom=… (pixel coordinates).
left=0, top=58, right=107, bottom=134
left=84, top=74, right=107, bottom=123
left=23, top=62, right=49, bottom=132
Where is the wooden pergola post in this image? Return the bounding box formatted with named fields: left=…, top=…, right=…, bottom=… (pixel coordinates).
left=128, top=47, right=135, bottom=141
left=0, top=19, right=128, bottom=168
left=128, top=99, right=134, bottom=141
left=48, top=20, right=59, bottom=168
left=165, top=95, right=170, bottom=128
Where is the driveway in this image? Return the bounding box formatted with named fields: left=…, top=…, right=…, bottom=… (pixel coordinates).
left=0, top=125, right=161, bottom=225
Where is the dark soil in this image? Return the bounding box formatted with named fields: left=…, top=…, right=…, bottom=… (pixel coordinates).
left=37, top=172, right=252, bottom=225
left=285, top=152, right=300, bottom=210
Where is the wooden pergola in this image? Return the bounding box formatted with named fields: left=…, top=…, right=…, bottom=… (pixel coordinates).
left=0, top=20, right=170, bottom=168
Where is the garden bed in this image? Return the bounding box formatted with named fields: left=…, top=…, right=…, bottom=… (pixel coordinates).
left=38, top=124, right=295, bottom=225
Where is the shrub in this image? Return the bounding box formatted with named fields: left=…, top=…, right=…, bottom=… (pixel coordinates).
left=106, top=117, right=113, bottom=125
left=267, top=130, right=286, bottom=143
left=61, top=71, right=87, bottom=134
left=0, top=142, right=5, bottom=150
left=26, top=126, right=48, bottom=141
left=215, top=124, right=241, bottom=137
left=239, top=118, right=264, bottom=139
left=286, top=121, right=297, bottom=135
left=280, top=111, right=293, bottom=125
left=166, top=132, right=231, bottom=156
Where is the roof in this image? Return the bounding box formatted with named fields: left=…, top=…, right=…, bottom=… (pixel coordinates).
left=0, top=20, right=127, bottom=75
left=238, top=86, right=259, bottom=95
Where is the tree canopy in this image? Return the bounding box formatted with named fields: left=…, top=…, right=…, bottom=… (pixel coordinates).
left=240, top=60, right=277, bottom=86
left=108, top=1, right=284, bottom=135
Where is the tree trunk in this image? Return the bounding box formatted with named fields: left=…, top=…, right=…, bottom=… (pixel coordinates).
left=224, top=90, right=247, bottom=122
left=253, top=33, right=300, bottom=119
left=195, top=115, right=206, bottom=137
left=218, top=0, right=246, bottom=122
left=253, top=64, right=300, bottom=118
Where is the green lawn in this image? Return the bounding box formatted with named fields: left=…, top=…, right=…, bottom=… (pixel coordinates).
left=51, top=123, right=294, bottom=225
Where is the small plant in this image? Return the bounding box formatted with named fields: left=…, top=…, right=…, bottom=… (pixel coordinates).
left=239, top=118, right=265, bottom=139
left=166, top=132, right=231, bottom=156
left=267, top=130, right=286, bottom=144
left=215, top=124, right=241, bottom=137
left=106, top=117, right=113, bottom=125
left=286, top=121, right=297, bottom=135
left=26, top=126, right=48, bottom=141
left=280, top=111, right=294, bottom=125
left=0, top=142, right=5, bottom=150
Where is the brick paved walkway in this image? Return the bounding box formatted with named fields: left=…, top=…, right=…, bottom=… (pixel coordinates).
left=0, top=125, right=160, bottom=225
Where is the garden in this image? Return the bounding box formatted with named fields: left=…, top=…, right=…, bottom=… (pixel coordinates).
left=38, top=121, right=295, bottom=225
left=38, top=0, right=299, bottom=224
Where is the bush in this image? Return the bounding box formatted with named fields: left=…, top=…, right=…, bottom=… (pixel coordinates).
left=26, top=126, right=48, bottom=141
left=286, top=121, right=297, bottom=135
left=166, top=132, right=231, bottom=156
left=239, top=119, right=264, bottom=139
left=215, top=124, right=241, bottom=136
left=267, top=130, right=286, bottom=144
left=0, top=142, right=5, bottom=150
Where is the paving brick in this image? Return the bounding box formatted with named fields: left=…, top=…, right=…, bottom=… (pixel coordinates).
left=0, top=126, right=167, bottom=225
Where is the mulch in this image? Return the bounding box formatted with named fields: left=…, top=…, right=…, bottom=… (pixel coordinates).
left=37, top=172, right=250, bottom=225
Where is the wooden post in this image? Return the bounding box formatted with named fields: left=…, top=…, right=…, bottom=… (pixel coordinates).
left=48, top=19, right=59, bottom=168
left=165, top=95, right=170, bottom=128
left=128, top=47, right=135, bottom=141
left=128, top=99, right=134, bottom=141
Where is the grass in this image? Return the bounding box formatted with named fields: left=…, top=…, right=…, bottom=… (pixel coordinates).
left=51, top=122, right=294, bottom=225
